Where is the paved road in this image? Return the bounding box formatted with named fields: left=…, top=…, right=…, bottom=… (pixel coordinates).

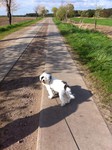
left=37, top=18, right=112, bottom=150
left=0, top=19, right=46, bottom=82
left=0, top=18, right=112, bottom=150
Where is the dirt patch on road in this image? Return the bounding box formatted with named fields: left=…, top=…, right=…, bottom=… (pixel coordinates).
left=0, top=22, right=48, bottom=150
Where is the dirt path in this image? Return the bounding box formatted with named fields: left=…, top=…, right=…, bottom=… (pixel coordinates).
left=0, top=19, right=48, bottom=150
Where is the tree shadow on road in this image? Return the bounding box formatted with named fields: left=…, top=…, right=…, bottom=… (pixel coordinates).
left=0, top=76, right=40, bottom=92
left=0, top=85, right=92, bottom=149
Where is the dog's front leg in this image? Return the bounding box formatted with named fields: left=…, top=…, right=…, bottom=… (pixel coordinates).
left=45, top=85, right=54, bottom=99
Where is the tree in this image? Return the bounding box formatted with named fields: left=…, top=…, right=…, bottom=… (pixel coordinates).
left=52, top=7, right=58, bottom=17
left=94, top=6, right=102, bottom=30
left=56, top=6, right=66, bottom=21
left=80, top=10, right=88, bottom=17
left=37, top=5, right=48, bottom=17
left=86, top=9, right=95, bottom=17
left=100, top=8, right=112, bottom=18
left=34, top=6, right=39, bottom=18
left=56, top=3, right=74, bottom=21
left=0, top=0, right=18, bottom=25
left=65, top=3, right=74, bottom=20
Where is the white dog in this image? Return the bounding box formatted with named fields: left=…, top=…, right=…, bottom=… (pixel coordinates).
left=39, top=72, right=75, bottom=106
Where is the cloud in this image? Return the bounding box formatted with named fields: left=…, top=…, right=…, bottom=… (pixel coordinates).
left=0, top=0, right=112, bottom=15
left=74, top=0, right=112, bottom=10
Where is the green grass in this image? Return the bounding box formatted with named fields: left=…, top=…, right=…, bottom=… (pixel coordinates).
left=0, top=18, right=42, bottom=39
left=54, top=18, right=112, bottom=105
left=71, top=17, right=112, bottom=26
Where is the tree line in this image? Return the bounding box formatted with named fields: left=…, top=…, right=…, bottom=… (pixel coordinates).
left=75, top=8, right=112, bottom=18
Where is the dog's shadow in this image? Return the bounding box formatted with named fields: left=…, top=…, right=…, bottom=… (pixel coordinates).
left=0, top=85, right=92, bottom=149
left=39, top=85, right=92, bottom=127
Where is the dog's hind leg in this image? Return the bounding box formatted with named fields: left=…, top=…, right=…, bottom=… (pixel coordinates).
left=59, top=91, right=67, bottom=106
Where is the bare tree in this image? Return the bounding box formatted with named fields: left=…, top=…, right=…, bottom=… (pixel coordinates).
left=0, top=0, right=18, bottom=25
left=34, top=6, right=39, bottom=18
left=94, top=3, right=103, bottom=30
left=65, top=3, right=74, bottom=21
left=37, top=5, right=48, bottom=17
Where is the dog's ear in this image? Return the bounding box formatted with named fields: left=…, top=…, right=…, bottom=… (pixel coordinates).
left=40, top=76, right=46, bottom=84
left=40, top=76, right=44, bottom=81
left=39, top=75, right=43, bottom=81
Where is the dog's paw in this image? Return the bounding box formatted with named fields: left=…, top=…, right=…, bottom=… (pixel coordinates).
left=67, top=99, right=71, bottom=103
left=70, top=95, right=75, bottom=99
left=61, top=103, right=66, bottom=107
left=48, top=95, right=53, bottom=99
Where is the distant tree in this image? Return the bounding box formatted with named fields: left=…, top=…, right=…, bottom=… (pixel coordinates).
left=37, top=5, right=48, bottom=17
left=74, top=10, right=80, bottom=17
left=65, top=3, right=74, bottom=21
left=46, top=13, right=53, bottom=17
left=80, top=10, right=87, bottom=17
left=56, top=6, right=66, bottom=21
left=74, top=8, right=112, bottom=18
left=0, top=0, right=18, bottom=25
left=78, top=10, right=82, bottom=16
left=94, top=6, right=102, bottom=30
left=52, top=7, right=58, bottom=17
left=25, top=13, right=37, bottom=17
left=100, top=8, right=112, bottom=18
left=34, top=6, right=39, bottom=18
left=56, top=3, right=74, bottom=21
left=95, top=7, right=102, bottom=18
left=86, top=9, right=95, bottom=17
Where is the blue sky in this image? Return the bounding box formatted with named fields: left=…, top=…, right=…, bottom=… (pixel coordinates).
left=0, top=0, right=112, bottom=15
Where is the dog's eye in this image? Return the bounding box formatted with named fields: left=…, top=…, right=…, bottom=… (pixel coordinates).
left=43, top=80, right=45, bottom=84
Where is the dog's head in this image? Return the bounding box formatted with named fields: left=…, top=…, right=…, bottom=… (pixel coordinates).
left=39, top=72, right=52, bottom=84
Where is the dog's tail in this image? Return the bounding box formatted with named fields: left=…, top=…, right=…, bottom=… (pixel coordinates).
left=65, top=85, right=75, bottom=99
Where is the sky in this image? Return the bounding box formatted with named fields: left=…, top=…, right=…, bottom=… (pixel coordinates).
left=0, top=0, right=112, bottom=15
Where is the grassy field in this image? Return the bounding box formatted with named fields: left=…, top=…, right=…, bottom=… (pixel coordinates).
left=71, top=17, right=112, bottom=26
left=0, top=18, right=42, bottom=39
left=54, top=18, right=112, bottom=106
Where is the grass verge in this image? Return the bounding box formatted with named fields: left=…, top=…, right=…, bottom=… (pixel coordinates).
left=0, top=18, right=42, bottom=40
left=54, top=18, right=112, bottom=107
left=71, top=17, right=112, bottom=26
